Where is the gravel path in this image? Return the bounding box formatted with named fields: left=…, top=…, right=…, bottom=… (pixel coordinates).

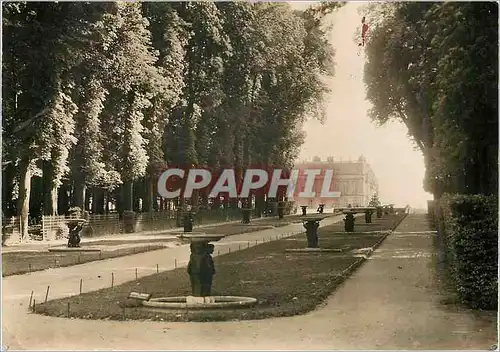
left=2, top=214, right=496, bottom=350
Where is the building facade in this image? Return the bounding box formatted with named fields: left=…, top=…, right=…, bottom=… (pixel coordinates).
left=292, top=155, right=379, bottom=209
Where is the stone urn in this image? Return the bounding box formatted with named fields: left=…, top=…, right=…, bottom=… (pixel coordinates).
left=344, top=212, right=355, bottom=232
left=123, top=210, right=136, bottom=233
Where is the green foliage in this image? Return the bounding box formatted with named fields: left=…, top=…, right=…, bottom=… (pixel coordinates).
left=364, top=3, right=498, bottom=197
left=438, top=194, right=498, bottom=310
left=2, top=1, right=341, bottom=217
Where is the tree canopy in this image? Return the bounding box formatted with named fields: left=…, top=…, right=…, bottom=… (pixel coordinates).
left=2, top=1, right=343, bottom=237
left=363, top=2, right=498, bottom=198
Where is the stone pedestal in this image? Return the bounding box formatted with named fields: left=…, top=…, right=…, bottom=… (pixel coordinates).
left=241, top=208, right=251, bottom=224
left=365, top=210, right=373, bottom=223
left=183, top=212, right=194, bottom=232
left=123, top=211, right=136, bottom=233
left=344, top=213, right=355, bottom=232
left=187, top=242, right=215, bottom=297
left=277, top=202, right=285, bottom=219
left=303, top=220, right=320, bottom=248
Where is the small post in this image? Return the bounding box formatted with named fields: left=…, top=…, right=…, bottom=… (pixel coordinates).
left=45, top=285, right=50, bottom=303
left=174, top=259, right=177, bottom=268
left=239, top=244, right=241, bottom=250
left=79, top=278, right=83, bottom=294
left=156, top=264, right=159, bottom=273
left=135, top=268, right=138, bottom=281
left=54, top=258, right=57, bottom=267
left=255, top=239, right=257, bottom=245
left=99, top=252, right=102, bottom=260
left=32, top=299, right=36, bottom=313
left=122, top=307, right=126, bottom=321
left=217, top=249, right=220, bottom=256
left=67, top=302, right=70, bottom=317
left=28, top=263, right=32, bottom=272
left=29, top=290, right=34, bottom=308
left=78, top=254, right=81, bottom=264
left=228, top=247, right=231, bottom=253
left=247, top=241, right=250, bottom=248
left=111, top=272, right=114, bottom=288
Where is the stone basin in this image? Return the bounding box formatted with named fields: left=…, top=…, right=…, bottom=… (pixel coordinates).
left=341, top=207, right=376, bottom=214
left=176, top=232, right=226, bottom=243
left=299, top=214, right=331, bottom=222
left=66, top=218, right=88, bottom=225
left=142, top=295, right=257, bottom=309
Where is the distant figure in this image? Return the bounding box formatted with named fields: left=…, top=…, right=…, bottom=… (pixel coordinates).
left=348, top=203, right=352, bottom=208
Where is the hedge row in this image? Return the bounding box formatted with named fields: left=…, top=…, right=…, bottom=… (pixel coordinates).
left=431, top=194, right=498, bottom=310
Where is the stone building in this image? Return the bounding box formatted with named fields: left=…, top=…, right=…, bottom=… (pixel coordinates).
left=292, top=155, right=379, bottom=209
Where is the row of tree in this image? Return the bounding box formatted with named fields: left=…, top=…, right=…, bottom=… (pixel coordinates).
left=363, top=2, right=498, bottom=198
left=2, top=2, right=342, bottom=237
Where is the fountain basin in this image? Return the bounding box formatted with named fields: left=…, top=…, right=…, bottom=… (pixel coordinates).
left=175, top=233, right=226, bottom=243
left=285, top=248, right=344, bottom=253
left=142, top=295, right=257, bottom=309
left=48, top=247, right=101, bottom=253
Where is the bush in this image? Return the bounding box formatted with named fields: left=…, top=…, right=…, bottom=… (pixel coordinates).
left=439, top=194, right=498, bottom=310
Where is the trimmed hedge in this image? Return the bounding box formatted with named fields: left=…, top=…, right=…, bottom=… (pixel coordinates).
left=435, top=194, right=498, bottom=310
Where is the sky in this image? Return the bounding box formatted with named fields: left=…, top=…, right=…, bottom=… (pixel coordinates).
left=291, top=2, right=433, bottom=209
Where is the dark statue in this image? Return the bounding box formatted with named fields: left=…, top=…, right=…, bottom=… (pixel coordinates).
left=317, top=204, right=325, bottom=214
left=301, top=206, right=307, bottom=216
left=344, top=213, right=355, bottom=232
left=277, top=202, right=285, bottom=219
left=67, top=220, right=86, bottom=248
left=241, top=208, right=251, bottom=224
left=303, top=220, right=320, bottom=248
left=365, top=210, right=373, bottom=223
left=187, top=243, right=216, bottom=296
left=183, top=213, right=194, bottom=232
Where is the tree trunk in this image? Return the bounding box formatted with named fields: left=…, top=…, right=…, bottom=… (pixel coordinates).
left=105, top=191, right=110, bottom=214
left=57, top=183, right=70, bottom=215
left=17, top=158, right=32, bottom=241
left=143, top=177, right=154, bottom=213
left=42, top=160, right=57, bottom=215
left=122, top=181, right=133, bottom=211
left=72, top=175, right=86, bottom=210
left=2, top=162, right=17, bottom=218
left=92, top=187, right=105, bottom=214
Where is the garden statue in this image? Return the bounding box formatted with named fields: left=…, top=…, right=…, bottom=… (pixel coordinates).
left=303, top=220, right=320, bottom=248
left=241, top=199, right=251, bottom=224
left=365, top=209, right=373, bottom=223
left=317, top=204, right=325, bottom=214
left=277, top=201, right=285, bottom=219
left=67, top=219, right=87, bottom=247
left=187, top=243, right=216, bottom=296
left=183, top=212, right=194, bottom=232
left=344, top=212, right=355, bottom=232
left=301, top=206, right=307, bottom=216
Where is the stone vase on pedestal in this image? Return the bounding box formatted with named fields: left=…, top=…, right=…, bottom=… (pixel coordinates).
left=344, top=213, right=355, bottom=232
left=123, top=210, right=136, bottom=233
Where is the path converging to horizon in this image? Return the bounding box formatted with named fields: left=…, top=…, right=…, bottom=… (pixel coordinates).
left=2, top=214, right=496, bottom=350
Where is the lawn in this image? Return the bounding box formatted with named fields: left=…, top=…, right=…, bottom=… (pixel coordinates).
left=2, top=216, right=301, bottom=277
left=34, top=213, right=407, bottom=322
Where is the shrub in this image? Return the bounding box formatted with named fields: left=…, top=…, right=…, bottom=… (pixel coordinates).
left=439, top=194, right=498, bottom=310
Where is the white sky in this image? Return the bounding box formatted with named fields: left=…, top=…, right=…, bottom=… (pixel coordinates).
left=291, top=2, right=433, bottom=209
